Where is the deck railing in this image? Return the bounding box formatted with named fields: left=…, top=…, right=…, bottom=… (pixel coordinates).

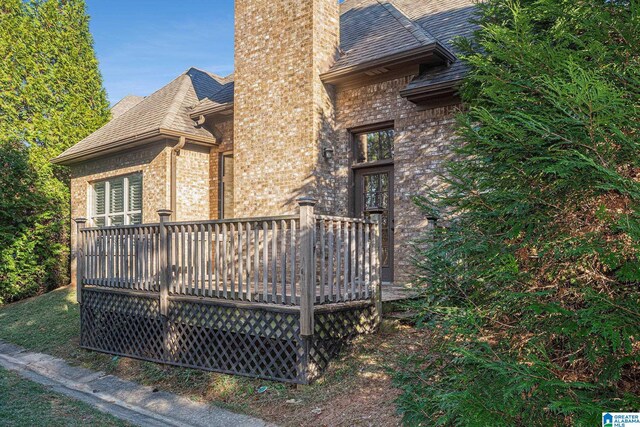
left=164, top=216, right=300, bottom=303
left=75, top=198, right=382, bottom=336
left=78, top=224, right=161, bottom=291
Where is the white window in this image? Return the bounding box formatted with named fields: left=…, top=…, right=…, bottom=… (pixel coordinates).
left=91, top=174, right=142, bottom=227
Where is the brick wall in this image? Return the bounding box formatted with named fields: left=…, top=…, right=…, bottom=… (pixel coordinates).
left=333, top=76, right=461, bottom=284
left=209, top=119, right=234, bottom=219
left=69, top=141, right=171, bottom=229
left=233, top=0, right=339, bottom=217
left=175, top=143, right=210, bottom=221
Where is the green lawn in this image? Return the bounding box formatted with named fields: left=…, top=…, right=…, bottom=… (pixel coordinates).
left=0, top=286, right=413, bottom=426
left=0, top=286, right=82, bottom=355
left=0, top=367, right=131, bottom=427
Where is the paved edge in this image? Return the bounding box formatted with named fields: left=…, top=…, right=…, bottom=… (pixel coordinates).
left=0, top=340, right=274, bottom=427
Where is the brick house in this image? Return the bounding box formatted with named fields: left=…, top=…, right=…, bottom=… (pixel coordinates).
left=54, top=0, right=477, bottom=288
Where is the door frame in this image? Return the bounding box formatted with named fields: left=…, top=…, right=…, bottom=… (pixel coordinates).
left=348, top=121, right=396, bottom=283
left=347, top=120, right=395, bottom=216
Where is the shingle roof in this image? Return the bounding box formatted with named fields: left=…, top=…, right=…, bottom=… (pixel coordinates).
left=395, top=0, right=479, bottom=92
left=334, top=0, right=477, bottom=91
left=110, top=95, right=144, bottom=119
left=334, top=0, right=439, bottom=71
left=188, top=0, right=476, bottom=110
left=190, top=80, right=235, bottom=117
left=54, top=68, right=222, bottom=163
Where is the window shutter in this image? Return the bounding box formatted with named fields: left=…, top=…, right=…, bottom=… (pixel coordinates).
left=110, top=178, right=124, bottom=213
left=128, top=174, right=142, bottom=212
left=94, top=182, right=106, bottom=215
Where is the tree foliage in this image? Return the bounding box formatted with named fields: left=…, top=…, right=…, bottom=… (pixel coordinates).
left=0, top=0, right=109, bottom=304
left=395, top=0, right=640, bottom=425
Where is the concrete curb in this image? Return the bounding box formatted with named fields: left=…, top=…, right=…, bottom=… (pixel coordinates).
left=0, top=340, right=274, bottom=427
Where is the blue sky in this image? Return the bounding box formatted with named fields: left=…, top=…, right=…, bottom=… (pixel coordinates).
left=87, top=0, right=235, bottom=104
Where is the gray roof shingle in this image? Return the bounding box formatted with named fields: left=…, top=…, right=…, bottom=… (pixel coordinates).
left=335, top=0, right=478, bottom=91
left=395, top=0, right=479, bottom=92
left=110, top=95, right=144, bottom=119
left=54, top=68, right=222, bottom=163
left=334, top=0, right=439, bottom=71
left=190, top=80, right=235, bottom=116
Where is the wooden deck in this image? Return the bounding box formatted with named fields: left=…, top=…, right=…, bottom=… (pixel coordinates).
left=75, top=199, right=383, bottom=383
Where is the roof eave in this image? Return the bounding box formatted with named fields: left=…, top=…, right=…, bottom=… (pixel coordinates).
left=52, top=129, right=218, bottom=166
left=321, top=42, right=457, bottom=85
left=400, top=78, right=463, bottom=104
left=189, top=102, right=234, bottom=119
left=433, top=41, right=457, bottom=64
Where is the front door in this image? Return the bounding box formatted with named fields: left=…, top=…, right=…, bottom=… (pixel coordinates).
left=354, top=165, right=394, bottom=282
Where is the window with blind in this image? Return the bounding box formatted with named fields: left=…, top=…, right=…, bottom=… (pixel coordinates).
left=91, top=174, right=142, bottom=227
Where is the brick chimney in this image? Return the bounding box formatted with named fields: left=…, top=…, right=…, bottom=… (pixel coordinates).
left=233, top=0, right=340, bottom=217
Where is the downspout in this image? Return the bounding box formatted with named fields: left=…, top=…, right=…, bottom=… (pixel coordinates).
left=170, top=136, right=187, bottom=221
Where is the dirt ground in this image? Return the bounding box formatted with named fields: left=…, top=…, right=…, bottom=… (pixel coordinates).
left=100, top=320, right=429, bottom=427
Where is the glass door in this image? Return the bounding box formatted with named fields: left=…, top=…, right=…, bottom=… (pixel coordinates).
left=354, top=166, right=394, bottom=282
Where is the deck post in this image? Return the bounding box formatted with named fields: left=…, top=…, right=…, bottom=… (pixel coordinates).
left=74, top=218, right=87, bottom=304
left=370, top=212, right=383, bottom=324
left=158, top=209, right=172, bottom=316
left=298, top=197, right=317, bottom=337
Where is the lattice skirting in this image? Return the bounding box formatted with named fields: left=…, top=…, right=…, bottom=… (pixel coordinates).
left=80, top=288, right=378, bottom=383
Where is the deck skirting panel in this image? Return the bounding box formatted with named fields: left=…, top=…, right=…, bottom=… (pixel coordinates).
left=80, top=288, right=378, bottom=383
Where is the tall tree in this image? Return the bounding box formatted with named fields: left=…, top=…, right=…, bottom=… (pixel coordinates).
left=395, top=0, right=640, bottom=425
left=0, top=0, right=109, bottom=303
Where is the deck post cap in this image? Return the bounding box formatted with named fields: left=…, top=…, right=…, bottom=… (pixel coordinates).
left=74, top=217, right=88, bottom=224
left=157, top=209, right=173, bottom=217
left=296, top=197, right=318, bottom=207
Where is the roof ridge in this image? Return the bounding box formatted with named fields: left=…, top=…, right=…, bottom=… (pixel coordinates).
left=114, top=94, right=144, bottom=101
left=160, top=73, right=192, bottom=130
left=106, top=71, right=190, bottom=126
left=378, top=0, right=434, bottom=46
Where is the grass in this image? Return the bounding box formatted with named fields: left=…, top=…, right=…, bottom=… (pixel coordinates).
left=0, top=366, right=132, bottom=427
left=0, top=285, right=81, bottom=354
left=0, top=286, right=426, bottom=426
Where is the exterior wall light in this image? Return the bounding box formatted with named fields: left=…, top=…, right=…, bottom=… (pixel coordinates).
left=323, top=147, right=334, bottom=160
